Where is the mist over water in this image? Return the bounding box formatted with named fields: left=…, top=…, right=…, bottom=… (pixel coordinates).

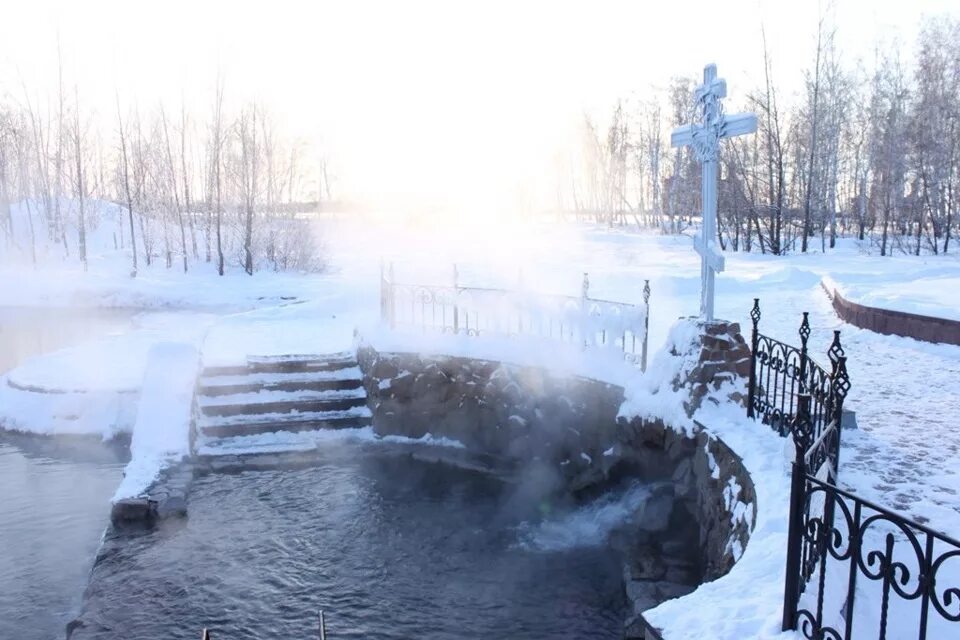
left=0, top=307, right=135, bottom=374
left=516, top=481, right=655, bottom=553
left=72, top=449, right=627, bottom=639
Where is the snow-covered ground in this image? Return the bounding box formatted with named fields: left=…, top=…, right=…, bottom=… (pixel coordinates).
left=2, top=211, right=959, bottom=639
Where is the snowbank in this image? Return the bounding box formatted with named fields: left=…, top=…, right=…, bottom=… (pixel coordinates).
left=0, top=379, right=137, bottom=438
left=358, top=322, right=641, bottom=389
left=644, top=401, right=794, bottom=639
left=824, top=266, right=960, bottom=322
left=0, top=311, right=215, bottom=439
left=113, top=343, right=199, bottom=501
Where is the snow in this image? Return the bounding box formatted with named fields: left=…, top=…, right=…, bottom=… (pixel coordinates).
left=196, top=405, right=372, bottom=430
left=199, top=368, right=364, bottom=387
left=361, top=324, right=640, bottom=389
left=113, top=343, right=199, bottom=501
left=822, top=258, right=960, bottom=321
left=0, top=382, right=136, bottom=438
left=196, top=386, right=366, bottom=408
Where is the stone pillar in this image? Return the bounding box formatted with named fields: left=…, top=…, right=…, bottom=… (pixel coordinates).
left=675, top=320, right=752, bottom=416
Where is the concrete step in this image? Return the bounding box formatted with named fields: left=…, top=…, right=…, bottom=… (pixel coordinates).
left=203, top=353, right=358, bottom=377
left=197, top=405, right=372, bottom=433
left=199, top=413, right=373, bottom=438
left=198, top=374, right=363, bottom=397
left=199, top=393, right=367, bottom=418
left=195, top=426, right=373, bottom=461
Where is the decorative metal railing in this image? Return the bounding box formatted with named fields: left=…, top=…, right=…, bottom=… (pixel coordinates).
left=782, top=400, right=960, bottom=640
left=380, top=263, right=651, bottom=370
left=751, top=303, right=960, bottom=640
left=747, top=299, right=850, bottom=469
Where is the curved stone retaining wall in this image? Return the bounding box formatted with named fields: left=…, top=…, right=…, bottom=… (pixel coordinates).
left=822, top=280, right=960, bottom=346
left=358, top=346, right=757, bottom=638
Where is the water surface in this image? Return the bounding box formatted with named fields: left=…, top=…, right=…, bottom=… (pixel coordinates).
left=0, top=440, right=125, bottom=640
left=74, top=449, right=627, bottom=639
left=0, top=307, right=134, bottom=374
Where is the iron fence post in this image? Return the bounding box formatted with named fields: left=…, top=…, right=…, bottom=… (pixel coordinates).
left=798, top=312, right=811, bottom=394
left=517, top=268, right=524, bottom=334
left=641, top=279, right=651, bottom=372
left=388, top=262, right=395, bottom=330
left=452, top=263, right=459, bottom=334
left=782, top=393, right=811, bottom=632
left=782, top=458, right=805, bottom=631
left=827, top=330, right=844, bottom=376
left=581, top=272, right=590, bottom=347
left=379, top=260, right=386, bottom=323
left=747, top=298, right=761, bottom=419
left=830, top=355, right=850, bottom=472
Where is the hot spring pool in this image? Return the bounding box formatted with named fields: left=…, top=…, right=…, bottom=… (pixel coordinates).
left=71, top=447, right=635, bottom=639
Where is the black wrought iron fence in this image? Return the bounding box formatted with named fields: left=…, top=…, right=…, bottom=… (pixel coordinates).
left=782, top=398, right=960, bottom=640
left=380, top=263, right=651, bottom=370
left=747, top=298, right=850, bottom=469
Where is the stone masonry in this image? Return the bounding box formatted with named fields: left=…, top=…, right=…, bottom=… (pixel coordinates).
left=668, top=319, right=752, bottom=416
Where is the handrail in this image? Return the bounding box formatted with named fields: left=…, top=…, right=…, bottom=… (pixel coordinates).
left=380, top=263, right=652, bottom=370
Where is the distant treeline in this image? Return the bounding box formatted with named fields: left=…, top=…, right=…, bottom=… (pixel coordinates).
left=0, top=73, right=338, bottom=275
left=558, top=15, right=960, bottom=256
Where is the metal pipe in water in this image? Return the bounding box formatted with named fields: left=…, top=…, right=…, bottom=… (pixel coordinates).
left=318, top=610, right=327, bottom=640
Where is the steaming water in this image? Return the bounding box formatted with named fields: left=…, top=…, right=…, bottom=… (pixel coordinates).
left=73, top=449, right=628, bottom=639
left=516, top=481, right=655, bottom=552
left=0, top=307, right=134, bottom=373
left=0, top=440, right=125, bottom=640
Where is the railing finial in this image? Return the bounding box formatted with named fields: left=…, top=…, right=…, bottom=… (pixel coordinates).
left=828, top=330, right=844, bottom=374
left=747, top=298, right=761, bottom=419
left=581, top=272, right=590, bottom=300
left=832, top=356, right=851, bottom=400
left=798, top=312, right=811, bottom=394
left=799, top=312, right=811, bottom=348
left=791, top=393, right=814, bottom=460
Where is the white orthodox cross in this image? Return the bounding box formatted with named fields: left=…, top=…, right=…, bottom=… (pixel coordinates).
left=671, top=63, right=757, bottom=322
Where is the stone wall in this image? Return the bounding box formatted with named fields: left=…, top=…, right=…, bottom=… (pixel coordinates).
left=358, top=347, right=624, bottom=486
left=357, top=345, right=757, bottom=638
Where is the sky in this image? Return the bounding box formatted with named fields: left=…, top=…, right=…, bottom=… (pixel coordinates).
left=1, top=0, right=957, bottom=213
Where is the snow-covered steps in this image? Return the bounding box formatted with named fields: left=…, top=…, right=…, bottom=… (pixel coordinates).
left=197, top=407, right=373, bottom=438
left=193, top=353, right=372, bottom=454
left=197, top=368, right=363, bottom=396
left=198, top=388, right=368, bottom=417
left=202, top=352, right=358, bottom=377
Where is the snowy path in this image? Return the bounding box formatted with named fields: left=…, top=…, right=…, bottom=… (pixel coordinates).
left=813, top=293, right=960, bottom=535
left=722, top=281, right=960, bottom=537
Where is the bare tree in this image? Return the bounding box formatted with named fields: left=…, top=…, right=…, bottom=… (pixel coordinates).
left=209, top=77, right=225, bottom=276
left=867, top=45, right=909, bottom=257
left=69, top=86, right=88, bottom=270
left=160, top=105, right=188, bottom=272
left=116, top=96, right=139, bottom=276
